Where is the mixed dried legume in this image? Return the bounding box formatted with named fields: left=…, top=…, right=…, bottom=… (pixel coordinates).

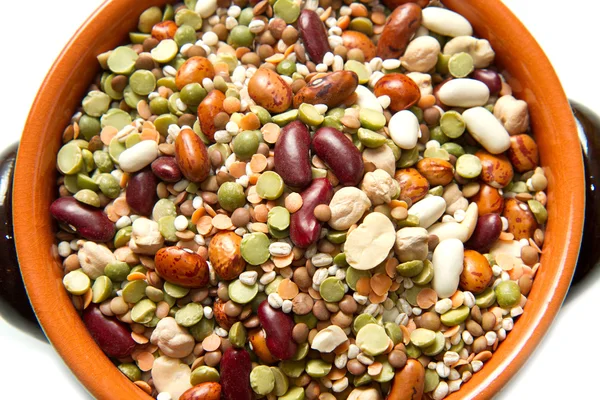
left=51, top=1, right=547, bottom=399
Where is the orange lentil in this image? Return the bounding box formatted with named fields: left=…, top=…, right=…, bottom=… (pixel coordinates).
left=191, top=207, right=206, bottom=224
left=134, top=381, right=152, bottom=395
left=223, top=97, right=242, bottom=114
left=261, top=123, right=281, bottom=144
left=253, top=204, right=269, bottom=222
left=100, top=126, right=118, bottom=145
left=196, top=215, right=214, bottom=235
left=370, top=273, right=392, bottom=296
left=337, top=15, right=350, bottom=30
left=369, top=291, right=387, bottom=304
left=229, top=161, right=247, bottom=179
left=356, top=277, right=372, bottom=296
left=278, top=279, right=299, bottom=300
left=136, top=351, right=155, bottom=371
left=416, top=288, right=438, bottom=310
left=273, top=253, right=294, bottom=268
left=418, top=95, right=437, bottom=109
left=127, top=272, right=147, bottom=281
left=240, top=113, right=261, bottom=131
left=202, top=333, right=222, bottom=352
left=132, top=332, right=150, bottom=345
left=212, top=214, right=233, bottom=230
left=285, top=193, right=303, bottom=213
left=250, top=153, right=268, bottom=173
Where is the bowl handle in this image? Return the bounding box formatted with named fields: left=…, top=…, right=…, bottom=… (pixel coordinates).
left=0, top=102, right=599, bottom=338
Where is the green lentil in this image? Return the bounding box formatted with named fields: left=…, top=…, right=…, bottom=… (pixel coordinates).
left=77, top=174, right=99, bottom=191
left=356, top=323, right=390, bottom=356
left=273, top=0, right=301, bottom=23
left=189, top=318, right=215, bottom=342
left=74, top=189, right=100, bottom=208
left=319, top=277, right=345, bottom=303
left=441, top=305, right=470, bottom=326
left=442, top=142, right=466, bottom=158
left=240, top=232, right=270, bottom=265
left=251, top=365, right=275, bottom=395
left=429, top=125, right=450, bottom=144
left=228, top=25, right=255, bottom=48
left=456, top=154, right=482, bottom=179
left=448, top=52, right=475, bottom=78
left=436, top=53, right=451, bottom=75
left=384, top=322, right=403, bottom=345
left=272, top=110, right=299, bottom=126
left=118, top=363, right=142, bottom=382
left=79, top=115, right=102, bottom=140
left=91, top=276, right=113, bottom=304
left=294, top=313, right=317, bottom=329
left=256, top=171, right=284, bottom=200
left=422, top=331, right=445, bottom=356
left=349, top=17, right=373, bottom=36
left=228, top=321, right=247, bottom=348
left=279, top=359, right=305, bottom=378
left=352, top=314, right=377, bottom=335
left=102, top=108, right=132, bottom=131
left=151, top=39, right=179, bottom=63
left=327, top=230, right=347, bottom=244
left=495, top=280, right=521, bottom=308
left=306, top=359, right=332, bottom=378
left=107, top=46, right=139, bottom=75
left=298, top=103, right=324, bottom=126
left=104, top=261, right=130, bottom=282
left=228, top=279, right=259, bottom=304
left=265, top=276, right=283, bottom=295
left=175, top=302, right=204, bottom=327
left=396, top=260, right=424, bottom=278
left=63, top=270, right=91, bottom=295
left=345, top=267, right=371, bottom=291
left=345, top=60, right=370, bottom=84
left=103, top=74, right=125, bottom=100
left=175, top=8, right=203, bottom=29
left=158, top=216, right=178, bottom=242
left=96, top=173, right=120, bottom=198
left=412, top=260, right=434, bottom=285
left=424, top=369, right=440, bottom=393
left=164, top=281, right=190, bottom=299
left=180, top=83, right=207, bottom=107
left=428, top=185, right=444, bottom=197
left=114, top=226, right=133, bottom=248
left=279, top=387, right=305, bottom=400
left=271, top=367, right=290, bottom=396
left=218, top=182, right=246, bottom=212
left=359, top=108, right=386, bottom=131
left=354, top=373, right=373, bottom=387
left=122, top=280, right=147, bottom=303
left=190, top=366, right=220, bottom=385
left=145, top=286, right=164, bottom=303
left=82, top=91, right=111, bottom=118
left=397, top=146, right=419, bottom=168
left=423, top=147, right=450, bottom=161
left=440, top=110, right=466, bottom=139
left=277, top=59, right=297, bottom=76
left=131, top=299, right=156, bottom=324
left=57, top=143, right=83, bottom=175
left=268, top=206, right=290, bottom=231
left=475, top=287, right=497, bottom=308
left=153, top=199, right=177, bottom=221
left=233, top=130, right=260, bottom=160
left=129, top=69, right=156, bottom=96
left=372, top=359, right=395, bottom=383
left=410, top=328, right=436, bottom=348
left=527, top=200, right=548, bottom=224
left=357, top=128, right=387, bottom=148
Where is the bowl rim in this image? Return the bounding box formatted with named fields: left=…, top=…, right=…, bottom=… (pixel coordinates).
left=12, top=0, right=585, bottom=399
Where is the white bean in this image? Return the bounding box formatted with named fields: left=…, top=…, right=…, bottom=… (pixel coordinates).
left=437, top=79, right=490, bottom=108
left=118, top=140, right=159, bottom=173
left=462, top=106, right=511, bottom=154
left=408, top=196, right=447, bottom=229
left=402, top=36, right=441, bottom=73
left=355, top=85, right=382, bottom=113
left=422, top=7, right=473, bottom=37
left=432, top=238, right=464, bottom=298
left=389, top=109, right=421, bottom=150
left=427, top=202, right=478, bottom=242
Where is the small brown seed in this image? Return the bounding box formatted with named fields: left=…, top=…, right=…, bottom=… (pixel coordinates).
left=481, top=312, right=497, bottom=332
left=388, top=350, right=408, bottom=369
left=314, top=204, right=331, bottom=222
left=292, top=323, right=309, bottom=343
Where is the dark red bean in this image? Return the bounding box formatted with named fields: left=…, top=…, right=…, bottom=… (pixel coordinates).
left=257, top=300, right=297, bottom=360
left=382, top=0, right=429, bottom=9
left=82, top=304, right=136, bottom=358
left=274, top=121, right=312, bottom=189
left=472, top=69, right=502, bottom=95
left=290, top=178, right=333, bottom=248
left=151, top=156, right=182, bottom=182
left=312, top=127, right=364, bottom=186
left=126, top=168, right=158, bottom=216
left=466, top=213, right=502, bottom=252
left=298, top=10, right=331, bottom=64
left=50, top=197, right=115, bottom=242
left=220, top=347, right=252, bottom=400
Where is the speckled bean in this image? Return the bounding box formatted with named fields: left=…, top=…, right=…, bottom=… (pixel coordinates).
left=377, top=3, right=422, bottom=60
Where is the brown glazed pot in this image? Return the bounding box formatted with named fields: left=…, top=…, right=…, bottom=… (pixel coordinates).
left=11, top=1, right=585, bottom=399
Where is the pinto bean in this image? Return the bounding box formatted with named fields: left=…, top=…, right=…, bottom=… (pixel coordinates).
left=293, top=71, right=358, bottom=109
left=377, top=3, right=422, bottom=60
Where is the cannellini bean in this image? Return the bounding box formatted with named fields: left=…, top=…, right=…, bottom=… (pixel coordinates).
left=421, top=7, right=473, bottom=37
left=432, top=239, right=464, bottom=298
left=118, top=140, right=159, bottom=173
left=437, top=79, right=490, bottom=108
left=443, top=36, right=495, bottom=69
left=408, top=196, right=447, bottom=228
left=401, top=36, right=440, bottom=72
left=428, top=202, right=478, bottom=242
left=493, top=95, right=530, bottom=135
left=389, top=109, right=421, bottom=149
left=462, top=107, right=511, bottom=154
left=195, top=0, right=217, bottom=18
left=355, top=85, right=383, bottom=113
left=407, top=72, right=433, bottom=97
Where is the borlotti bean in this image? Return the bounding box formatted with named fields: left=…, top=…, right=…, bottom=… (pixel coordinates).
left=421, top=7, right=474, bottom=37
left=432, top=239, right=465, bottom=298
left=49, top=1, right=549, bottom=399
left=389, top=109, right=421, bottom=150
left=463, top=106, right=512, bottom=154
left=437, top=78, right=490, bottom=108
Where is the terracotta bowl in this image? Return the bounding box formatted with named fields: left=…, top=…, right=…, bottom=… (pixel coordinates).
left=13, top=0, right=585, bottom=399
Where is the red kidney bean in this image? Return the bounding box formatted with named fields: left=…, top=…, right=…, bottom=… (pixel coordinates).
left=472, top=69, right=501, bottom=95
left=466, top=213, right=502, bottom=252
left=220, top=347, right=252, bottom=400
left=312, top=127, right=364, bottom=186
left=298, top=10, right=331, bottom=64
left=274, top=121, right=312, bottom=189
left=126, top=168, right=158, bottom=216
left=50, top=197, right=115, bottom=242
left=82, top=304, right=136, bottom=358
left=290, top=178, right=333, bottom=248
left=151, top=156, right=182, bottom=182
left=377, top=3, right=422, bottom=60
left=257, top=300, right=297, bottom=360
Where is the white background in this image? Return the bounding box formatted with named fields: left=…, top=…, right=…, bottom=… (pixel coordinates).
left=1, top=1, right=598, bottom=399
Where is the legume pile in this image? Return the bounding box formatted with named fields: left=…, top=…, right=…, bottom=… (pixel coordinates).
left=50, top=0, right=548, bottom=399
